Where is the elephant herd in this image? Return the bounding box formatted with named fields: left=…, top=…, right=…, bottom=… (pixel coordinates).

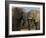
left=12, top=7, right=40, bottom=31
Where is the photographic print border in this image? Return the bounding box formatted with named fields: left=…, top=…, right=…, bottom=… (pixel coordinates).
left=5, top=1, right=45, bottom=37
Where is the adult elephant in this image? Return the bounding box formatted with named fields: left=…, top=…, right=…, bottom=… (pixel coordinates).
left=27, top=10, right=40, bottom=30
left=12, top=7, right=23, bottom=31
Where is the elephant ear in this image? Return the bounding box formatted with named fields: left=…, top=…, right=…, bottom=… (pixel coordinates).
left=35, top=10, right=40, bottom=23
left=35, top=14, right=40, bottom=22
left=31, top=9, right=40, bottom=23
